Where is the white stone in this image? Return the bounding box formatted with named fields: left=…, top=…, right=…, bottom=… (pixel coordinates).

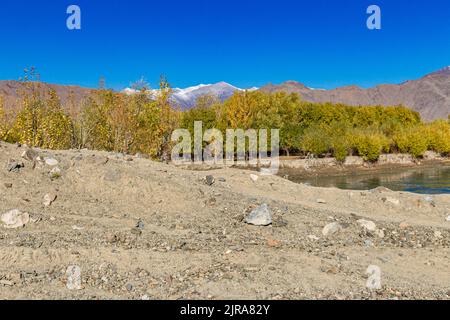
left=357, top=219, right=377, bottom=232
left=250, top=174, right=259, bottom=182
left=1, top=209, right=30, bottom=229
left=66, top=265, right=82, bottom=290
left=322, top=222, right=342, bottom=237
left=43, top=193, right=57, bottom=207
left=45, top=158, right=59, bottom=166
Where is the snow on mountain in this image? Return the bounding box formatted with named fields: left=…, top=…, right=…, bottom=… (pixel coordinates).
left=122, top=82, right=257, bottom=109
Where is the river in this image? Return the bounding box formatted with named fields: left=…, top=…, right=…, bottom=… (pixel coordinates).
left=287, top=165, right=450, bottom=195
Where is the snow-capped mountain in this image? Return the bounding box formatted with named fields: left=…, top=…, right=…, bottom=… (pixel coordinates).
left=123, top=82, right=258, bottom=109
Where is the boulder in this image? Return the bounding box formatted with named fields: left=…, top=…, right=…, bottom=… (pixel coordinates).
left=245, top=204, right=272, bottom=226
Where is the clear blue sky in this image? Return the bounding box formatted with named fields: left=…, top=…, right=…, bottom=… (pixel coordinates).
left=0, top=0, right=449, bottom=90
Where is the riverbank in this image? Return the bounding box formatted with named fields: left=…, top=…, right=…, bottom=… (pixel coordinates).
left=278, top=152, right=450, bottom=178
left=0, top=141, right=449, bottom=299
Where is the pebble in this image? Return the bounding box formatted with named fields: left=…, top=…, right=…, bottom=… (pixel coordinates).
left=446, top=215, right=450, bottom=222
left=316, top=199, right=327, bottom=204
left=45, top=158, right=59, bottom=166
left=374, top=229, right=385, bottom=238
left=6, top=160, right=24, bottom=172
left=244, top=204, right=272, bottom=226
left=250, top=174, right=259, bottom=182
left=4, top=182, right=12, bottom=188
left=66, top=265, right=82, bottom=290
left=1, top=209, right=30, bottom=229
left=322, top=222, right=342, bottom=237
left=136, top=220, right=145, bottom=230
left=205, top=175, right=215, bottom=186
left=357, top=219, right=377, bottom=232
left=125, top=283, right=134, bottom=292
left=364, top=240, right=374, bottom=247
left=43, top=193, right=57, bottom=207
left=382, top=197, right=400, bottom=205
left=307, top=235, right=320, bottom=241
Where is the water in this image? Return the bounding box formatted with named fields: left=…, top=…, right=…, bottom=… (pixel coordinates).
left=287, top=165, right=450, bottom=195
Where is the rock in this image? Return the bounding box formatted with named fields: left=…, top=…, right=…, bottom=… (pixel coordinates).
left=136, top=220, right=145, bottom=230
left=141, top=294, right=150, bottom=300
left=1, top=209, right=30, bottom=229
left=267, top=238, right=282, bottom=248
left=218, top=177, right=226, bottom=182
left=44, top=158, right=59, bottom=166
left=250, top=174, right=259, bottom=182
left=370, top=186, right=391, bottom=194
left=446, top=215, right=450, bottom=222
left=21, top=148, right=39, bottom=161
left=125, top=283, right=134, bottom=292
left=364, top=240, right=374, bottom=247
left=422, top=196, right=436, bottom=207
left=4, top=182, right=12, bottom=188
left=6, top=159, right=24, bottom=172
left=357, top=219, right=377, bottom=232
left=43, top=193, right=57, bottom=207
left=366, top=265, right=382, bottom=290
left=322, top=222, right=342, bottom=237
left=66, top=265, right=82, bottom=290
left=374, top=229, right=385, bottom=238
left=316, top=199, right=327, bottom=204
left=382, top=197, right=400, bottom=206
left=307, top=235, right=320, bottom=241
left=204, top=175, right=215, bottom=186
left=244, top=204, right=272, bottom=226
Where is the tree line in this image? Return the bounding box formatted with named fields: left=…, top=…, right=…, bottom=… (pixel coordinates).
left=1, top=80, right=449, bottom=162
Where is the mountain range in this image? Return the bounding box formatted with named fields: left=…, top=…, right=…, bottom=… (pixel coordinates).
left=123, top=82, right=258, bottom=109
left=1, top=67, right=450, bottom=121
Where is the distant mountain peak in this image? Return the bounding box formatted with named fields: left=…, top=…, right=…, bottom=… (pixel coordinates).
left=427, top=66, right=450, bottom=76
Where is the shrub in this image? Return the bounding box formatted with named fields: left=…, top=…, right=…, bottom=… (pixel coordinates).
left=352, top=131, right=390, bottom=162
left=426, top=120, right=450, bottom=155
left=301, top=125, right=331, bottom=156
left=393, top=127, right=428, bottom=158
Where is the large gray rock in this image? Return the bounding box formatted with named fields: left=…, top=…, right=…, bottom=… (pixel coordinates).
left=245, top=204, right=272, bottom=226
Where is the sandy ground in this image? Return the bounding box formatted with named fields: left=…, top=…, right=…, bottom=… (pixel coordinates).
left=0, top=141, right=449, bottom=300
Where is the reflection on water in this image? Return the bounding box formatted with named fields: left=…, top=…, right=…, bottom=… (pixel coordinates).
left=288, top=165, right=450, bottom=195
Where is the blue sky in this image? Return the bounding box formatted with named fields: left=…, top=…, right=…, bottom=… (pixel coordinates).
left=0, top=0, right=449, bottom=90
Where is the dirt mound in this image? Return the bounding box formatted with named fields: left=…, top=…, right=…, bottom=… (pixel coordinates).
left=0, top=141, right=449, bottom=299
